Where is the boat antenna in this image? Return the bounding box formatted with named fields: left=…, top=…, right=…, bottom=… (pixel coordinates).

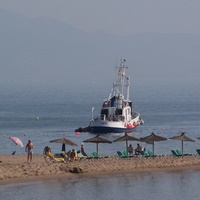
left=91, top=107, right=94, bottom=120
left=115, top=57, right=118, bottom=68
left=114, top=57, right=118, bottom=81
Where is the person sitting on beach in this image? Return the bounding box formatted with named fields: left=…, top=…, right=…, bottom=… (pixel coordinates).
left=127, top=144, right=133, bottom=156
left=135, top=143, right=142, bottom=155
left=69, top=149, right=76, bottom=162
left=43, top=146, right=51, bottom=155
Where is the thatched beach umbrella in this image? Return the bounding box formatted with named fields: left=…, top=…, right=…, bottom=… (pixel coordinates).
left=50, top=138, right=78, bottom=152
left=140, top=132, right=167, bottom=155
left=83, top=134, right=112, bottom=155
left=113, top=132, right=140, bottom=151
left=169, top=132, right=195, bottom=156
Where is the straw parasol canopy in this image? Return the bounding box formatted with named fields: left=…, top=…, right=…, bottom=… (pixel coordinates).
left=169, top=132, right=195, bottom=156
left=83, top=134, right=112, bottom=155
left=50, top=138, right=78, bottom=152
left=113, top=132, right=140, bottom=151
left=140, top=132, right=167, bottom=155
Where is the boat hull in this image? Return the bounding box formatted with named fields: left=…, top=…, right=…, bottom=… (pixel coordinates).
left=90, top=112, right=141, bottom=134
left=90, top=126, right=137, bottom=133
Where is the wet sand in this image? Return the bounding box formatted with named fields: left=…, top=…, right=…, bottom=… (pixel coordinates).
left=1, top=154, right=200, bottom=185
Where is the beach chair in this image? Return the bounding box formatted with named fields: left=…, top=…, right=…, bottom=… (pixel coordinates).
left=117, top=151, right=127, bottom=158
left=81, top=151, right=94, bottom=159
left=77, top=150, right=81, bottom=154
left=77, top=152, right=87, bottom=159
left=44, top=152, right=66, bottom=163
left=196, top=149, right=200, bottom=155
left=92, top=152, right=101, bottom=158
left=54, top=152, right=67, bottom=158
left=176, top=150, right=191, bottom=156
left=66, top=150, right=71, bottom=157
left=141, top=151, right=149, bottom=157
left=176, top=150, right=183, bottom=156
left=82, top=152, right=88, bottom=157
left=171, top=150, right=181, bottom=156
left=147, top=149, right=155, bottom=157
left=123, top=150, right=130, bottom=157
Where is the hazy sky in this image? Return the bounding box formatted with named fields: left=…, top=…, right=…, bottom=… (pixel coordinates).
left=1, top=0, right=200, bottom=36
left=1, top=0, right=200, bottom=90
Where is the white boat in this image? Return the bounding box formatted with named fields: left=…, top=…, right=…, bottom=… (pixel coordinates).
left=89, top=59, right=144, bottom=133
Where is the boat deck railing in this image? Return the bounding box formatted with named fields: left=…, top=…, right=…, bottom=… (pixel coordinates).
left=132, top=112, right=140, bottom=118
left=95, top=114, right=127, bottom=122
left=100, top=114, right=106, bottom=121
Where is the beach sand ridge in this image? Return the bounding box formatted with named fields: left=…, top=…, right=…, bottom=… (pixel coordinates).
left=1, top=154, right=200, bottom=185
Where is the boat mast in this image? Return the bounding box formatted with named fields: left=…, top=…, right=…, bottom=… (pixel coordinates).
left=108, top=59, right=130, bottom=101
left=127, top=76, right=130, bottom=101
left=115, top=59, right=129, bottom=100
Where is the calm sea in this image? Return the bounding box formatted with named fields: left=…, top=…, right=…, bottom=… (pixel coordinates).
left=0, top=80, right=200, bottom=199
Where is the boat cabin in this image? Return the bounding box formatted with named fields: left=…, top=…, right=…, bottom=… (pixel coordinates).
left=100, top=95, right=132, bottom=122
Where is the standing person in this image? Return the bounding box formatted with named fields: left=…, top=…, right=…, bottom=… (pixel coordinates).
left=127, top=144, right=133, bottom=156
left=81, top=143, right=85, bottom=154
left=25, top=140, right=34, bottom=162
left=69, top=149, right=76, bottom=162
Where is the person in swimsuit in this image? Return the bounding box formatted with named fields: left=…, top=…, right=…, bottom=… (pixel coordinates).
left=127, top=144, right=133, bottom=156
left=25, top=140, right=34, bottom=161
left=43, top=146, right=51, bottom=155
left=135, top=143, right=142, bottom=155
left=81, top=143, right=85, bottom=154
left=69, top=149, right=76, bottom=162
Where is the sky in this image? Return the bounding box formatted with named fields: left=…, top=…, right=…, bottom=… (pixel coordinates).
left=1, top=0, right=200, bottom=36
left=0, top=0, right=200, bottom=92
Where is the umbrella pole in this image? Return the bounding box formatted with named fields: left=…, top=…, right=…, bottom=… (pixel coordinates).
left=152, top=142, right=154, bottom=156
left=126, top=139, right=128, bottom=152
left=96, top=143, right=98, bottom=155
left=62, top=143, right=66, bottom=152
left=182, top=140, right=183, bottom=157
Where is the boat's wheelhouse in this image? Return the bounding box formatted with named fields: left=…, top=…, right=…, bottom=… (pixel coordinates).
left=100, top=95, right=132, bottom=122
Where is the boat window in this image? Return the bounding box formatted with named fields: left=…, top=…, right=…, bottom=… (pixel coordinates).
left=101, top=109, right=108, bottom=117
left=116, top=109, right=122, bottom=115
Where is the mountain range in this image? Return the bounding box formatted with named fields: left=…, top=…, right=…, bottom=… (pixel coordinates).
left=1, top=9, right=200, bottom=90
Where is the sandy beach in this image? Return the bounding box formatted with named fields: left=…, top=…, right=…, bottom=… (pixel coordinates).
left=1, top=154, right=200, bottom=185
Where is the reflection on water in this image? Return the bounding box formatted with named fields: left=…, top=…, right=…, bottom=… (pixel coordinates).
left=1, top=170, right=200, bottom=200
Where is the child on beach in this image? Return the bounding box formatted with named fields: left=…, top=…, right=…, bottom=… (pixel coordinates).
left=69, top=149, right=76, bottom=162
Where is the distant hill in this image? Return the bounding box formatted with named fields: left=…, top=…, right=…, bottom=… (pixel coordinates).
left=0, top=9, right=200, bottom=90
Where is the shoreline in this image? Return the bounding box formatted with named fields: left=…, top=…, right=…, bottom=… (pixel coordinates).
left=1, top=154, right=200, bottom=185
